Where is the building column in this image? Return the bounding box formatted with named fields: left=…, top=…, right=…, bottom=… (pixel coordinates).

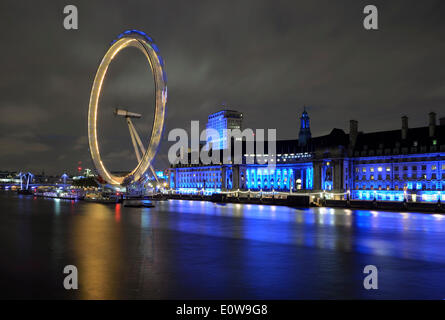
left=334, top=159, right=344, bottom=191
left=233, top=165, right=240, bottom=190
left=313, top=161, right=322, bottom=191
left=301, top=168, right=306, bottom=190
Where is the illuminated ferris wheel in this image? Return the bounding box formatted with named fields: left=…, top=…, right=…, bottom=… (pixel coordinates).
left=88, top=30, right=167, bottom=186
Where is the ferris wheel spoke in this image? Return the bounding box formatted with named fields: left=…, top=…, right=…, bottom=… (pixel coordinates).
left=127, top=116, right=160, bottom=184
left=127, top=117, right=142, bottom=162
left=128, top=118, right=146, bottom=154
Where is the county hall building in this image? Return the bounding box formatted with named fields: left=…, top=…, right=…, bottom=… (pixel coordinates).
left=169, top=109, right=445, bottom=203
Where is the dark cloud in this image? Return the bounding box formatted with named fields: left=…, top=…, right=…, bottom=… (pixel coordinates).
left=1, top=0, right=445, bottom=174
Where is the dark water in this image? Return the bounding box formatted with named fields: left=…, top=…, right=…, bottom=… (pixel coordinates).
left=0, top=192, right=444, bottom=299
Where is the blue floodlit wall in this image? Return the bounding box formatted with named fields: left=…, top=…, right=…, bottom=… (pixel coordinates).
left=173, top=166, right=225, bottom=194
left=206, top=112, right=227, bottom=150
left=171, top=162, right=314, bottom=194
left=243, top=164, right=313, bottom=191
left=352, top=190, right=445, bottom=202
left=321, top=161, right=333, bottom=191
left=350, top=153, right=445, bottom=202
left=169, top=152, right=444, bottom=201
left=205, top=110, right=242, bottom=150
left=306, top=167, right=313, bottom=190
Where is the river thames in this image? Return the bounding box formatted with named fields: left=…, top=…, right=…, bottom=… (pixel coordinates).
left=0, top=191, right=444, bottom=299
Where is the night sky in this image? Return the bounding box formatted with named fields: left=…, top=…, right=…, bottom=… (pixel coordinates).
left=1, top=0, right=445, bottom=175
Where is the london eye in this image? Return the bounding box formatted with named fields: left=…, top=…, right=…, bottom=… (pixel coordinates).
left=87, top=30, right=167, bottom=186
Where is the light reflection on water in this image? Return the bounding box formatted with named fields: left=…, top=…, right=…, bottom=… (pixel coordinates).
left=71, top=203, right=124, bottom=299
left=1, top=192, right=445, bottom=299
left=152, top=200, right=445, bottom=263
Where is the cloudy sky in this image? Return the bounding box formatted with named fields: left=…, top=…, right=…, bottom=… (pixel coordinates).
left=1, top=0, right=445, bottom=175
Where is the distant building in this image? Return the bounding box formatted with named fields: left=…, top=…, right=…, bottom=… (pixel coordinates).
left=170, top=109, right=445, bottom=203
left=298, top=108, right=311, bottom=147
left=206, top=109, right=243, bottom=150
left=0, top=171, right=18, bottom=183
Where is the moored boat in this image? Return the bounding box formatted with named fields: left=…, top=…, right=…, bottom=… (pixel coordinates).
left=123, top=199, right=155, bottom=208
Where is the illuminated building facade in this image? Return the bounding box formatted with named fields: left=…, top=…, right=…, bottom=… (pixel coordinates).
left=347, top=113, right=445, bottom=202
left=206, top=109, right=243, bottom=150
left=170, top=110, right=445, bottom=202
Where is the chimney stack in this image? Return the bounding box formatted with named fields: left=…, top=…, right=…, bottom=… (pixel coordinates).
left=349, top=120, right=358, bottom=148
left=429, top=112, right=436, bottom=137
left=401, top=116, right=408, bottom=140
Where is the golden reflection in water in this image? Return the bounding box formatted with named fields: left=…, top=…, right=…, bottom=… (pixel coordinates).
left=72, top=203, right=122, bottom=299
left=233, top=203, right=243, bottom=218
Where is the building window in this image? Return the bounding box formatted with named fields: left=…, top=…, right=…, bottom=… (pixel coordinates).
left=378, top=167, right=383, bottom=172
left=422, top=165, right=426, bottom=170
left=362, top=168, right=366, bottom=173
left=370, top=168, right=374, bottom=172
left=386, top=167, right=391, bottom=172
left=432, top=165, right=437, bottom=170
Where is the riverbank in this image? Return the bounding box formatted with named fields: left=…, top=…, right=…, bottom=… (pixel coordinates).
left=7, top=190, right=445, bottom=214
left=166, top=193, right=445, bottom=214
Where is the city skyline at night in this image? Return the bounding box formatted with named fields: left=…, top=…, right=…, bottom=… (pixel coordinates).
left=2, top=1, right=445, bottom=175
left=2, top=0, right=445, bottom=307
left=170, top=108, right=445, bottom=203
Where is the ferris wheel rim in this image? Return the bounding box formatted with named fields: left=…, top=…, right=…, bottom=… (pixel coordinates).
left=87, top=30, right=167, bottom=186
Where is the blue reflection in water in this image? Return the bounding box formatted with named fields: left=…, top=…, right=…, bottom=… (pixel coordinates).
left=141, top=209, right=151, bottom=228
left=2, top=192, right=445, bottom=299
left=54, top=198, right=60, bottom=216
left=155, top=200, right=445, bottom=264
